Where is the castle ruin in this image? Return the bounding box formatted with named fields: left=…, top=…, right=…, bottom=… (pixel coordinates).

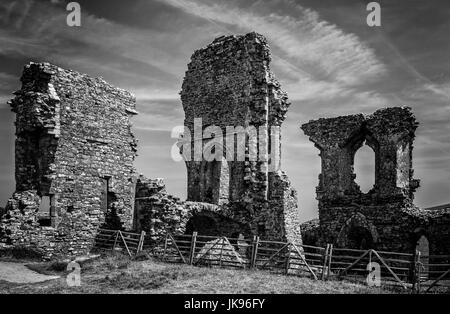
left=0, top=33, right=448, bottom=260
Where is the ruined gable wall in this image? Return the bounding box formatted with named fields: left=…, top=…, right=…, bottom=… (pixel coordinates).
left=0, top=62, right=138, bottom=259
left=301, top=107, right=424, bottom=252
left=301, top=108, right=450, bottom=256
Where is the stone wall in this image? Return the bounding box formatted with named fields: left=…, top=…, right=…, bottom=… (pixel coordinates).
left=301, top=107, right=450, bottom=256
left=0, top=62, right=138, bottom=259
left=180, top=32, right=301, bottom=243
left=134, top=175, right=249, bottom=244
left=299, top=218, right=320, bottom=246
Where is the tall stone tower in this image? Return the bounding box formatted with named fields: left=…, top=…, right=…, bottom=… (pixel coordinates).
left=180, top=33, right=302, bottom=243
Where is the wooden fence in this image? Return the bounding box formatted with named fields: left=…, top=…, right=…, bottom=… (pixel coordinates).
left=93, top=229, right=146, bottom=257
left=156, top=232, right=450, bottom=294
left=160, top=232, right=327, bottom=280
left=89, top=229, right=449, bottom=293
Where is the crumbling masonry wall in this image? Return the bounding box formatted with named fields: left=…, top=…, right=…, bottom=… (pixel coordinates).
left=0, top=63, right=138, bottom=259
left=301, top=107, right=450, bottom=256
left=180, top=33, right=301, bottom=243
left=134, top=176, right=249, bottom=245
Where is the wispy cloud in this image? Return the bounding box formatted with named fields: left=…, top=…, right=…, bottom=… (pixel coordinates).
left=160, top=0, right=387, bottom=102
left=0, top=71, right=18, bottom=90
left=133, top=99, right=184, bottom=132
left=0, top=0, right=194, bottom=95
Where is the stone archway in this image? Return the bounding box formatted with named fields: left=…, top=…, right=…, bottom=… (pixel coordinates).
left=347, top=225, right=374, bottom=249
left=183, top=208, right=251, bottom=239
left=185, top=214, right=218, bottom=236
left=336, top=213, right=379, bottom=249
left=414, top=230, right=429, bottom=279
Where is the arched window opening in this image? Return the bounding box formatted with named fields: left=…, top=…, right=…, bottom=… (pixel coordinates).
left=354, top=144, right=376, bottom=193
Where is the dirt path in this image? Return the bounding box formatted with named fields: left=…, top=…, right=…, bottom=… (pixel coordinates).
left=0, top=262, right=60, bottom=284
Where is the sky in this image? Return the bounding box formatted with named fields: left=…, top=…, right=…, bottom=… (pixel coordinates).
left=0, top=0, right=449, bottom=222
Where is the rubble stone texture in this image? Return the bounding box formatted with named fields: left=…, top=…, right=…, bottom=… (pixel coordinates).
left=180, top=32, right=302, bottom=244
left=301, top=107, right=450, bottom=256
left=0, top=62, right=138, bottom=259
left=134, top=175, right=248, bottom=244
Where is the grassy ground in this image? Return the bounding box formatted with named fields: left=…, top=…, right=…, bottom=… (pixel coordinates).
left=0, top=252, right=397, bottom=294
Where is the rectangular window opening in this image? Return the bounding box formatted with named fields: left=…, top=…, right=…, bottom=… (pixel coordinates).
left=38, top=195, right=53, bottom=227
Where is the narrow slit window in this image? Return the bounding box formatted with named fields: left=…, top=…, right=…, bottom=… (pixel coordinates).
left=101, top=177, right=110, bottom=212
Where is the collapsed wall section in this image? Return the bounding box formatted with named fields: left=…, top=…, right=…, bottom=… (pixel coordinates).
left=0, top=62, right=138, bottom=259
left=134, top=176, right=249, bottom=245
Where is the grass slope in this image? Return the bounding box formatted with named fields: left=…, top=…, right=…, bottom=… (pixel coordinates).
left=0, top=253, right=394, bottom=294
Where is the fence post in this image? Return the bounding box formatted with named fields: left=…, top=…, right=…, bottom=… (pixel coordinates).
left=250, top=236, right=259, bottom=269
left=327, top=244, right=333, bottom=280
left=117, top=231, right=131, bottom=257
left=321, top=244, right=330, bottom=280
left=112, top=230, right=119, bottom=252
left=285, top=243, right=292, bottom=275
left=137, top=231, right=146, bottom=253
left=412, top=250, right=421, bottom=294
left=188, top=232, right=197, bottom=265
left=162, top=232, right=169, bottom=261
left=416, top=260, right=422, bottom=294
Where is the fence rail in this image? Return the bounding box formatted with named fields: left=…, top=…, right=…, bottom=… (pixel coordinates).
left=150, top=232, right=450, bottom=294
